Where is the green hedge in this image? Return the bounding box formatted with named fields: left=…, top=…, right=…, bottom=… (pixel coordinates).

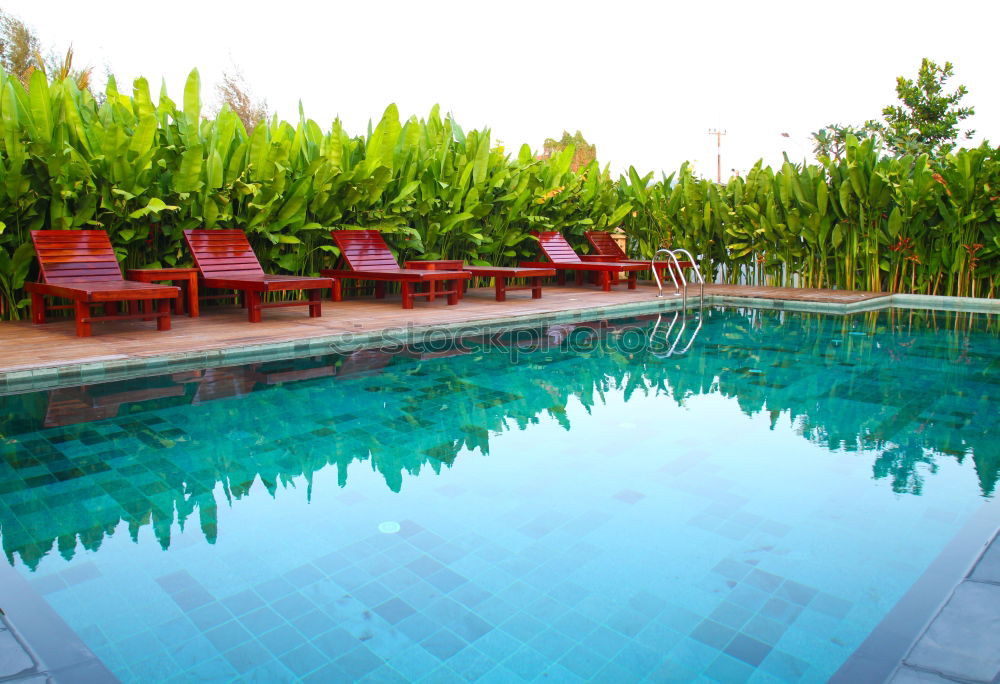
left=1, top=68, right=998, bottom=319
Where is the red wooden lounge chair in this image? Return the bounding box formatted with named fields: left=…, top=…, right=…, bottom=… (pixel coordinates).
left=320, top=230, right=470, bottom=309
left=584, top=230, right=692, bottom=282
left=25, top=230, right=179, bottom=337
left=183, top=230, right=332, bottom=323
left=520, top=231, right=649, bottom=291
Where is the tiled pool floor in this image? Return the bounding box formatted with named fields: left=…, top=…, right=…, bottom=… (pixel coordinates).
left=0, top=307, right=997, bottom=683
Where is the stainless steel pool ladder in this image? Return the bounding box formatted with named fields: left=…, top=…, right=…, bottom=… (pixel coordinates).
left=652, top=248, right=706, bottom=313
left=649, top=308, right=704, bottom=356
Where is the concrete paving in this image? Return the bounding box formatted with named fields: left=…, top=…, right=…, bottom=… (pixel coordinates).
left=889, top=531, right=1000, bottom=683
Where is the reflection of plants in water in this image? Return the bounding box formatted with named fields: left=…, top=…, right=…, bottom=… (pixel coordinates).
left=1, top=308, right=997, bottom=569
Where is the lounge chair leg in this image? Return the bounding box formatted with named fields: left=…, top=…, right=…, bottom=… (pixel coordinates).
left=627, top=272, right=637, bottom=289
left=494, top=277, right=506, bottom=302
left=600, top=272, right=611, bottom=292
left=331, top=279, right=342, bottom=302
left=247, top=291, right=262, bottom=322
left=531, top=277, right=542, bottom=299
left=557, top=271, right=566, bottom=286
left=157, top=299, right=171, bottom=331
left=31, top=292, right=45, bottom=324
left=309, top=289, right=322, bottom=317
left=375, top=282, right=386, bottom=299
left=447, top=280, right=460, bottom=305
left=74, top=300, right=92, bottom=337
left=401, top=282, right=413, bottom=309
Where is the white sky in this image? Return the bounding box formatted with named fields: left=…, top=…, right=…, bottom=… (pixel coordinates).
left=6, top=0, right=997, bottom=179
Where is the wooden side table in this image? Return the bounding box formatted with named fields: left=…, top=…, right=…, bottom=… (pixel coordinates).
left=403, top=260, right=464, bottom=301
left=126, top=268, right=200, bottom=317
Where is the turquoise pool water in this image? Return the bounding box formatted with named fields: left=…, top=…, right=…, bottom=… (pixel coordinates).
left=0, top=306, right=997, bottom=683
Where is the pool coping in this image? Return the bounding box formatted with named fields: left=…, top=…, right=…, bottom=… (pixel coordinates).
left=1, top=291, right=997, bottom=396
left=831, top=502, right=1000, bottom=683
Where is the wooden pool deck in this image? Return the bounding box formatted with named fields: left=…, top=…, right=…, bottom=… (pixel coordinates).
left=0, top=283, right=889, bottom=377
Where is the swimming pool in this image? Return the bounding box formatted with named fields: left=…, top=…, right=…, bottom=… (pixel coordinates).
left=0, top=306, right=996, bottom=683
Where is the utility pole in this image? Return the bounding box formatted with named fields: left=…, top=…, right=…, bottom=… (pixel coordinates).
left=708, top=128, right=726, bottom=183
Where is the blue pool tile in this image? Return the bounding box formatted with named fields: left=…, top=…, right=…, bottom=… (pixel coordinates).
left=258, top=624, right=304, bottom=657
left=223, top=640, right=274, bottom=675
left=420, top=629, right=467, bottom=660
left=657, top=606, right=704, bottom=634
left=758, top=648, right=811, bottom=681
left=724, top=633, right=772, bottom=667
left=709, top=601, right=755, bottom=630
left=527, top=629, right=576, bottom=661
left=284, top=563, right=324, bottom=587
left=606, top=607, right=652, bottom=638
left=156, top=617, right=199, bottom=646
left=551, top=610, right=598, bottom=641
left=742, top=615, right=789, bottom=646
left=254, top=576, right=296, bottom=602
left=502, top=645, right=550, bottom=680
left=531, top=663, right=584, bottom=682
left=397, top=613, right=440, bottom=641
left=776, top=580, right=819, bottom=606
left=705, top=653, right=754, bottom=683
left=168, top=635, right=217, bottom=669
left=499, top=612, right=547, bottom=642
left=205, top=620, right=254, bottom=652
left=473, top=628, right=522, bottom=662
left=128, top=652, right=177, bottom=683
left=313, top=551, right=351, bottom=575
left=272, top=591, right=314, bottom=620
left=559, top=644, right=608, bottom=678
left=358, top=664, right=410, bottom=683
left=809, top=592, right=853, bottom=619
left=240, top=606, right=285, bottom=635
left=183, top=655, right=239, bottom=683
left=188, top=602, right=233, bottom=631
left=744, top=569, right=783, bottom=593
left=336, top=644, right=383, bottom=679
left=222, top=589, right=264, bottom=616
left=611, top=641, right=662, bottom=678
left=450, top=582, right=491, bottom=608
left=380, top=567, right=422, bottom=592
left=445, top=646, right=497, bottom=681
left=353, top=581, right=394, bottom=607
left=280, top=643, right=329, bottom=678
left=691, top=619, right=737, bottom=650
left=235, top=660, right=299, bottom=683
left=373, top=597, right=417, bottom=624
left=314, top=626, right=363, bottom=658
left=387, top=645, right=440, bottom=681
left=760, top=597, right=804, bottom=625
left=449, top=612, right=494, bottom=643
left=425, top=568, right=469, bottom=593
left=726, top=583, right=772, bottom=612
left=172, top=586, right=215, bottom=611
left=155, top=570, right=199, bottom=594
left=419, top=665, right=466, bottom=683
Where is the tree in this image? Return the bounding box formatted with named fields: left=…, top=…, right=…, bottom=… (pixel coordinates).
left=811, top=121, right=882, bottom=162
left=214, top=68, right=268, bottom=135
left=882, top=58, right=974, bottom=157
left=0, top=10, right=41, bottom=86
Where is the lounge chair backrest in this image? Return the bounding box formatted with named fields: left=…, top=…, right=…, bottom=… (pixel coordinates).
left=585, top=231, right=627, bottom=260
left=184, top=230, right=265, bottom=278
left=535, top=231, right=582, bottom=263
left=331, top=230, right=401, bottom=271
left=31, top=230, right=124, bottom=283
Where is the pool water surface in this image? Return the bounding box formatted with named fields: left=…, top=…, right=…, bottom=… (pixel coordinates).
left=0, top=306, right=997, bottom=683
